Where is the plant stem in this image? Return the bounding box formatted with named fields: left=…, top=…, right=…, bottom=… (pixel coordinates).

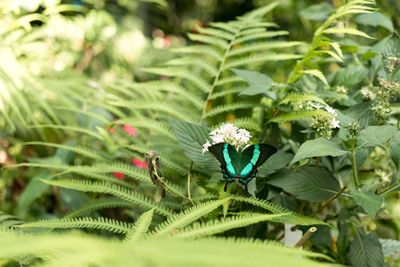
left=350, top=150, right=359, bottom=188
left=294, top=227, right=317, bottom=248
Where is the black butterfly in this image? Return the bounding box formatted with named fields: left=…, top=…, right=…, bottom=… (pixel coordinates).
left=208, top=143, right=277, bottom=192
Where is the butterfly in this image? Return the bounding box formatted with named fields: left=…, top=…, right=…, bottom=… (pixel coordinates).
left=208, top=143, right=277, bottom=192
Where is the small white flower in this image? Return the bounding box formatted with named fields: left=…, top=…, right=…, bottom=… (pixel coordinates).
left=202, top=141, right=211, bottom=154
left=324, top=106, right=337, bottom=116
left=310, top=102, right=324, bottom=110
left=331, top=118, right=340, bottom=129
left=203, top=123, right=252, bottom=152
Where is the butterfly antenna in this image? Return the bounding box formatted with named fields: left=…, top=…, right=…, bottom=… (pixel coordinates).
left=224, top=182, right=229, bottom=192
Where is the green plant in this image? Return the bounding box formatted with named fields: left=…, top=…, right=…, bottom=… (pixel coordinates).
left=1, top=0, right=399, bottom=266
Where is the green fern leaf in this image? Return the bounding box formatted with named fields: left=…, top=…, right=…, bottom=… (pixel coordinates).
left=124, top=209, right=154, bottom=243
left=43, top=179, right=173, bottom=216
left=16, top=217, right=133, bottom=234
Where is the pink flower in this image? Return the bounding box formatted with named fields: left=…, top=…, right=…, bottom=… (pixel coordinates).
left=132, top=158, right=148, bottom=169
left=123, top=124, right=138, bottom=137
left=112, top=172, right=125, bottom=180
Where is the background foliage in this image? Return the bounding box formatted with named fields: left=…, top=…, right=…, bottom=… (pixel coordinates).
left=0, top=0, right=399, bottom=266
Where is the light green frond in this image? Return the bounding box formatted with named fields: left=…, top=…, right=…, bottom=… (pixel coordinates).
left=187, top=33, right=229, bottom=49
left=223, top=53, right=302, bottom=70
left=64, top=198, right=132, bottom=218
left=23, top=141, right=106, bottom=161
left=115, top=118, right=176, bottom=140
left=228, top=41, right=306, bottom=57
left=172, top=213, right=289, bottom=239
left=204, top=102, right=257, bottom=118
left=43, top=179, right=173, bottom=216
left=124, top=209, right=154, bottom=243
left=233, top=197, right=328, bottom=226
left=16, top=217, right=133, bottom=234
left=323, top=27, right=373, bottom=39
left=270, top=110, right=331, bottom=123
left=280, top=94, right=327, bottom=106
left=151, top=198, right=230, bottom=236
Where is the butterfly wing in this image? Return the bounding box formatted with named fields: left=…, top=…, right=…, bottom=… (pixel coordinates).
left=237, top=144, right=277, bottom=184
left=208, top=143, right=239, bottom=182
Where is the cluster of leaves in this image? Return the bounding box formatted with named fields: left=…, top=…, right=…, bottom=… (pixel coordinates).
left=0, top=0, right=399, bottom=266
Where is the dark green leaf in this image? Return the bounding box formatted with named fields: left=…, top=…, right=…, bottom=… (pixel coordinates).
left=389, top=132, right=400, bottom=167
left=351, top=186, right=383, bottom=218
left=355, top=12, right=394, bottom=32
left=291, top=138, right=348, bottom=164
left=335, top=65, right=368, bottom=86
left=348, top=231, right=384, bottom=267
left=358, top=125, right=397, bottom=147
left=170, top=120, right=219, bottom=171
left=258, top=151, right=293, bottom=177
left=267, top=167, right=340, bottom=202
left=232, top=69, right=275, bottom=97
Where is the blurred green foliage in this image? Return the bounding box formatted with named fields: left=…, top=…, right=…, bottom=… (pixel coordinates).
left=0, top=0, right=399, bottom=266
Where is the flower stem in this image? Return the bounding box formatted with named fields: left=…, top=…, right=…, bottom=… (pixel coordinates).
left=350, top=150, right=359, bottom=188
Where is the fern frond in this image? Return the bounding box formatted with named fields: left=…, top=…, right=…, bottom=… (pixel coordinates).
left=280, top=94, right=327, bottom=106
left=151, top=198, right=230, bottom=236
left=209, top=87, right=246, bottom=100
left=204, top=102, right=257, bottom=118
left=172, top=213, right=289, bottom=239
left=166, top=58, right=217, bottom=77
left=172, top=45, right=223, bottom=60
left=43, top=179, right=173, bottom=216
left=142, top=68, right=210, bottom=93
left=270, top=110, right=330, bottom=123
left=187, top=33, right=229, bottom=49
left=228, top=41, right=306, bottom=57
left=222, top=53, right=302, bottom=70
left=29, top=124, right=103, bottom=140
left=115, top=118, right=176, bottom=140
left=16, top=217, right=132, bottom=234
left=123, top=144, right=188, bottom=175
left=23, top=142, right=105, bottom=161
left=110, top=100, right=199, bottom=123
left=124, top=209, right=154, bottom=243
left=323, top=27, right=373, bottom=39
left=64, top=198, right=132, bottom=218
left=232, top=197, right=328, bottom=226
left=0, top=212, right=23, bottom=228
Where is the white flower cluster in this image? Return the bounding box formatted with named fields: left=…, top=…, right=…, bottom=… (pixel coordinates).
left=310, top=102, right=340, bottom=129
left=202, top=123, right=251, bottom=154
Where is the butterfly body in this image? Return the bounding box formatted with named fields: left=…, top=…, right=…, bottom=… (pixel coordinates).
left=208, top=143, right=277, bottom=192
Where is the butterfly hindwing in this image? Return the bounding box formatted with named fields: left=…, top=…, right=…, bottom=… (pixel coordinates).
left=208, top=143, right=277, bottom=191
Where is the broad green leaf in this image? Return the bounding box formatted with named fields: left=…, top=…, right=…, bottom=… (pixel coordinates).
left=258, top=151, right=294, bottom=177
left=348, top=231, right=384, bottom=267
left=170, top=120, right=219, bottom=171
left=291, top=138, right=348, bottom=164
left=299, top=3, right=334, bottom=21
left=335, top=65, right=368, bottom=86
left=267, top=167, right=340, bottom=202
left=232, top=69, right=275, bottom=98
left=355, top=12, right=394, bottom=32
left=389, top=132, right=400, bottom=167
left=358, top=125, right=397, bottom=147
left=351, top=186, right=383, bottom=218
